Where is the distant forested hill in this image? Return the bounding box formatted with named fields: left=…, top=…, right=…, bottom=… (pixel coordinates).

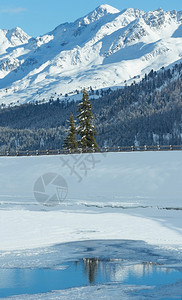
left=0, top=63, right=182, bottom=151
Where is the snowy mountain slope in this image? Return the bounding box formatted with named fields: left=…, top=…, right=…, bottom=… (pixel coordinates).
left=0, top=4, right=182, bottom=105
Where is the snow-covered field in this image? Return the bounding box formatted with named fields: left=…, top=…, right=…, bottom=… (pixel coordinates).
left=1, top=151, right=182, bottom=298
left=1, top=150, right=182, bottom=250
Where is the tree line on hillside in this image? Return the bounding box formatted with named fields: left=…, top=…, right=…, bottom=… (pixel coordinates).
left=0, top=63, right=182, bottom=151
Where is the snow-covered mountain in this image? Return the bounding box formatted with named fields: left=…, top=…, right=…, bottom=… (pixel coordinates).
left=0, top=4, right=182, bottom=105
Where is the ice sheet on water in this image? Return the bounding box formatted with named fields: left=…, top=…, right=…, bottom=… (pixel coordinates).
left=0, top=240, right=181, bottom=269
left=3, top=283, right=150, bottom=299
left=4, top=281, right=182, bottom=299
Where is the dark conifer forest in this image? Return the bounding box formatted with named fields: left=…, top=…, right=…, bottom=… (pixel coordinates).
left=0, top=62, right=182, bottom=151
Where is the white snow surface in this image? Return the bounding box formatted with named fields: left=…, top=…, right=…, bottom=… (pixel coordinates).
left=5, top=282, right=182, bottom=300
left=0, top=5, right=182, bottom=104
left=0, top=151, right=182, bottom=251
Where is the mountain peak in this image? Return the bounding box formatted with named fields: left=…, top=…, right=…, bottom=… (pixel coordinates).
left=78, top=4, right=120, bottom=25
left=8, top=26, right=29, bottom=35
left=6, top=27, right=30, bottom=45
left=95, top=4, right=120, bottom=14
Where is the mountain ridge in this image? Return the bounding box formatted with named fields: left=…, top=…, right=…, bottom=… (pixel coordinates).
left=0, top=4, right=182, bottom=106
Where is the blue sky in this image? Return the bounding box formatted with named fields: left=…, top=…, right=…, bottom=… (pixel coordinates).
left=0, top=0, right=181, bottom=37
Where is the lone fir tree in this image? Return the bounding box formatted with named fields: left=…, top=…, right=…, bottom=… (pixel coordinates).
left=77, top=89, right=98, bottom=152
left=63, top=112, right=78, bottom=151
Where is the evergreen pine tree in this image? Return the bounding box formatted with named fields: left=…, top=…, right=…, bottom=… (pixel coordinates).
left=77, top=88, right=98, bottom=152
left=63, top=113, right=78, bottom=151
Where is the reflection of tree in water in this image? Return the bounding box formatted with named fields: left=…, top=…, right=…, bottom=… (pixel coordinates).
left=83, top=258, right=98, bottom=283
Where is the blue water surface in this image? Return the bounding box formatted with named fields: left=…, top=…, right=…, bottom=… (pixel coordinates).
left=1, top=259, right=182, bottom=298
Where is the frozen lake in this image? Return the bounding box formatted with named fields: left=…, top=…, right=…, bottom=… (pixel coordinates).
left=1, top=152, right=182, bottom=298
left=1, top=240, right=182, bottom=299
